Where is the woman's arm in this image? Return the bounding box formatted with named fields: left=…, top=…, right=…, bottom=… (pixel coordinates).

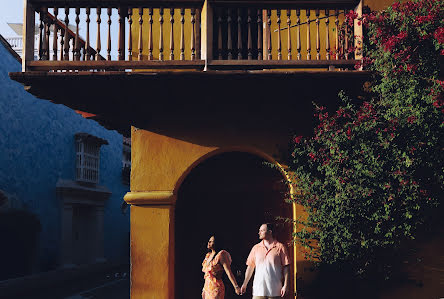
left=221, top=260, right=240, bottom=294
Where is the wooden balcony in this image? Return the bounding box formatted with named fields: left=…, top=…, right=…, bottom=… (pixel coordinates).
left=18, top=0, right=363, bottom=72
left=10, top=0, right=367, bottom=136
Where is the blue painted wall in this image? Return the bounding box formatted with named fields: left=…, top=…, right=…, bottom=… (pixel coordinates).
left=0, top=40, right=129, bottom=272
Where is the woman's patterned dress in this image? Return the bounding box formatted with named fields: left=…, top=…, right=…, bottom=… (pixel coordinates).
left=202, top=250, right=232, bottom=299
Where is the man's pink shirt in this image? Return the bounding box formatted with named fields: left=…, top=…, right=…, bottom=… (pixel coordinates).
left=246, top=240, right=290, bottom=297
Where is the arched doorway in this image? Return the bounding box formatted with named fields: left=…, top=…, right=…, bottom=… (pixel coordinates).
left=175, top=151, right=293, bottom=299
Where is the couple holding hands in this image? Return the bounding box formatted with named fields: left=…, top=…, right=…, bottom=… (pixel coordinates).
left=202, top=223, right=290, bottom=299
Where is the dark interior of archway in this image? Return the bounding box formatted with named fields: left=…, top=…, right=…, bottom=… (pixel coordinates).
left=175, top=152, right=293, bottom=299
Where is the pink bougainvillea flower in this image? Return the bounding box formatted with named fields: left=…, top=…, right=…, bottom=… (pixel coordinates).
left=434, top=27, right=444, bottom=44
left=294, top=136, right=303, bottom=144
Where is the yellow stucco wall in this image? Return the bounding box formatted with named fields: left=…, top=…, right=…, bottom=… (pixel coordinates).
left=130, top=205, right=173, bottom=299
left=127, top=126, right=307, bottom=298
left=130, top=127, right=216, bottom=192
left=366, top=0, right=399, bottom=11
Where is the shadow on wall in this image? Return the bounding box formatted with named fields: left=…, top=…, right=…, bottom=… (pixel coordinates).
left=0, top=209, right=41, bottom=280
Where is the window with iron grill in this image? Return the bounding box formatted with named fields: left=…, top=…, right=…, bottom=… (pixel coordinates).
left=75, top=133, right=108, bottom=184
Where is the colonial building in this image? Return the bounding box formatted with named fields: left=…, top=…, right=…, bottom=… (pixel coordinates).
left=9, top=0, right=443, bottom=298
left=0, top=35, right=130, bottom=280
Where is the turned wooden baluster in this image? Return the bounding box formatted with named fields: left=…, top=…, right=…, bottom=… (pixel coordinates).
left=52, top=8, right=59, bottom=61
left=180, top=8, right=185, bottom=60
left=170, top=8, right=175, bottom=60
left=38, top=10, right=44, bottom=60
left=148, top=8, right=154, bottom=60
left=325, top=9, right=330, bottom=60
left=191, top=8, right=196, bottom=60
left=247, top=9, right=252, bottom=60
left=306, top=9, right=311, bottom=60
left=107, top=7, right=112, bottom=61
left=40, top=7, right=48, bottom=60
left=60, top=28, right=65, bottom=61
left=96, top=7, right=102, bottom=60
left=277, top=10, right=282, bottom=60
left=335, top=9, right=339, bottom=60
left=257, top=9, right=262, bottom=60
left=159, top=7, right=164, bottom=61
left=81, top=46, right=86, bottom=60
left=128, top=8, right=133, bottom=61
left=296, top=9, right=301, bottom=60
left=227, top=9, right=232, bottom=60
left=118, top=7, right=125, bottom=61
left=196, top=9, right=201, bottom=59
left=85, top=7, right=90, bottom=61
left=74, top=7, right=80, bottom=61
left=44, top=8, right=50, bottom=60
left=137, top=8, right=143, bottom=60
left=287, top=10, right=292, bottom=60
left=344, top=9, right=349, bottom=60
left=315, top=9, right=320, bottom=60
left=267, top=9, right=272, bottom=60
left=237, top=8, right=242, bottom=60
left=217, top=8, right=223, bottom=59
left=64, top=6, right=70, bottom=60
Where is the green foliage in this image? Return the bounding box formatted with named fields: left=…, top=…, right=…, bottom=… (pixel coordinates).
left=288, top=0, right=443, bottom=277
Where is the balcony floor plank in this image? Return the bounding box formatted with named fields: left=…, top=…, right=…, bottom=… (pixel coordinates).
left=28, top=60, right=206, bottom=71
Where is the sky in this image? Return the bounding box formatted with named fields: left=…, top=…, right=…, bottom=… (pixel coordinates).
left=0, top=0, right=23, bottom=37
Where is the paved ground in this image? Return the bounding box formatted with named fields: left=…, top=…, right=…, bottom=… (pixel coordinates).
left=63, top=277, right=129, bottom=299
left=27, top=273, right=130, bottom=299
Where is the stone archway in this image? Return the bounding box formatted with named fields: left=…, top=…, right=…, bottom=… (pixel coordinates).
left=174, top=151, right=294, bottom=299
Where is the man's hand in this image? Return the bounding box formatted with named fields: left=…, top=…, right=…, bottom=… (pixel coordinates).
left=240, top=284, right=247, bottom=295
left=280, top=284, right=288, bottom=297
left=241, top=265, right=255, bottom=295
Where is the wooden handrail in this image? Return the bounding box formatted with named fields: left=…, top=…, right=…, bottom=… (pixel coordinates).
left=44, top=11, right=105, bottom=60
left=29, top=0, right=357, bottom=5
left=30, top=0, right=204, bottom=8
left=208, top=0, right=360, bottom=9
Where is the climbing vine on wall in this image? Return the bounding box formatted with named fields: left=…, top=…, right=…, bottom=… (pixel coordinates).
left=288, top=0, right=443, bottom=277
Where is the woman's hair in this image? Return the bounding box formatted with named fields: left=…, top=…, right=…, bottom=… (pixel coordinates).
left=208, top=234, right=225, bottom=252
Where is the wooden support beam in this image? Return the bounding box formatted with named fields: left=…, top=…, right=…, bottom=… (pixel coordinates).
left=23, top=0, right=36, bottom=71
left=201, top=0, right=213, bottom=69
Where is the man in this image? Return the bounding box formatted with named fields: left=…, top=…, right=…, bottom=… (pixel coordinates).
left=240, top=223, right=290, bottom=298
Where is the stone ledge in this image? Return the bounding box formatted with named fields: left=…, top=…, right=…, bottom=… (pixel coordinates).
left=56, top=179, right=111, bottom=205
left=124, top=191, right=175, bottom=205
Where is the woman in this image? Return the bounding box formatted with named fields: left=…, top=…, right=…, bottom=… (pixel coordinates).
left=202, top=235, right=240, bottom=298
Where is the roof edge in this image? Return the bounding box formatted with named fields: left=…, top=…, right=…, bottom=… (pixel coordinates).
left=0, top=34, right=22, bottom=64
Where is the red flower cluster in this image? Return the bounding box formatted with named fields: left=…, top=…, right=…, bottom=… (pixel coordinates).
left=294, top=136, right=303, bottom=144
left=432, top=99, right=444, bottom=108
left=407, top=115, right=417, bottom=124
left=382, top=31, right=408, bottom=52
left=308, top=152, right=316, bottom=161
left=345, top=10, right=359, bottom=27
left=434, top=27, right=444, bottom=44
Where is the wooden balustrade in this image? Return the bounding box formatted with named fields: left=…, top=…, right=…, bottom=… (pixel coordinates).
left=28, top=2, right=203, bottom=69
left=22, top=0, right=362, bottom=72
left=210, top=4, right=357, bottom=68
